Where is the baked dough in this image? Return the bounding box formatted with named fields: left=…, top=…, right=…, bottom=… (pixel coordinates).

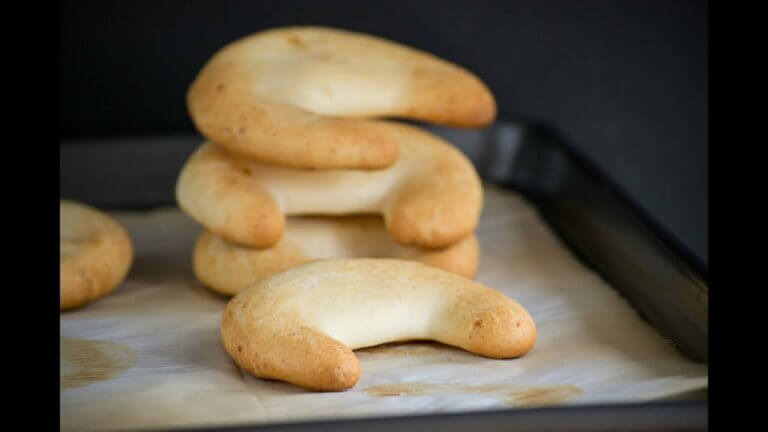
left=221, top=258, right=536, bottom=391
left=60, top=200, right=133, bottom=311
left=194, top=216, right=479, bottom=296
left=187, top=26, right=496, bottom=169
left=176, top=121, right=483, bottom=249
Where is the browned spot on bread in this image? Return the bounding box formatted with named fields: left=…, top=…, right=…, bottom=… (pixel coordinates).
left=60, top=337, right=137, bottom=389
left=287, top=34, right=305, bottom=48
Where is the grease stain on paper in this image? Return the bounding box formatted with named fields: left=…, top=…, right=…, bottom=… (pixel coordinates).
left=60, top=337, right=137, bottom=389
left=355, top=341, right=456, bottom=357
left=363, top=382, right=583, bottom=407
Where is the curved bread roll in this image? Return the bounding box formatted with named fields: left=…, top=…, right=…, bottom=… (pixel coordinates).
left=187, top=26, right=496, bottom=169
left=221, top=258, right=536, bottom=391
left=194, top=216, right=479, bottom=296
left=176, top=121, right=483, bottom=249
left=60, top=200, right=133, bottom=311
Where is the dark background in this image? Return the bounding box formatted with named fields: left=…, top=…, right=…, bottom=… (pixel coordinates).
left=59, top=0, right=708, bottom=266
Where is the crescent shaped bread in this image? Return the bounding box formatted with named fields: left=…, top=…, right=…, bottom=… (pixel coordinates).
left=60, top=200, right=133, bottom=311
left=187, top=26, right=496, bottom=169
left=221, top=258, right=536, bottom=391
left=176, top=121, right=483, bottom=249
left=194, top=216, right=479, bottom=296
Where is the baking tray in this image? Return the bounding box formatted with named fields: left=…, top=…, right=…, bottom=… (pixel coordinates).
left=60, top=122, right=708, bottom=431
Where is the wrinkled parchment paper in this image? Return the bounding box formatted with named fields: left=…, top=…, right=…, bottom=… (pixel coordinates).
left=60, top=185, right=708, bottom=431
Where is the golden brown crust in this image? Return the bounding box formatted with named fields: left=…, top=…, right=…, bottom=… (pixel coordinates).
left=220, top=313, right=360, bottom=392
left=193, top=230, right=308, bottom=296
left=187, top=68, right=401, bottom=170
left=410, top=235, right=479, bottom=280
left=175, top=145, right=286, bottom=248
left=175, top=121, right=483, bottom=249
left=193, top=217, right=479, bottom=296
left=187, top=26, right=496, bottom=169
left=221, top=258, right=536, bottom=391
left=60, top=200, right=133, bottom=311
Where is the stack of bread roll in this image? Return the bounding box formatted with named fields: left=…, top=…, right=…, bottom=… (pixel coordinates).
left=174, top=27, right=536, bottom=392
left=176, top=26, right=496, bottom=297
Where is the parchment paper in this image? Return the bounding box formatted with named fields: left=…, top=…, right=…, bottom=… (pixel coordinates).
left=60, top=185, right=708, bottom=431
